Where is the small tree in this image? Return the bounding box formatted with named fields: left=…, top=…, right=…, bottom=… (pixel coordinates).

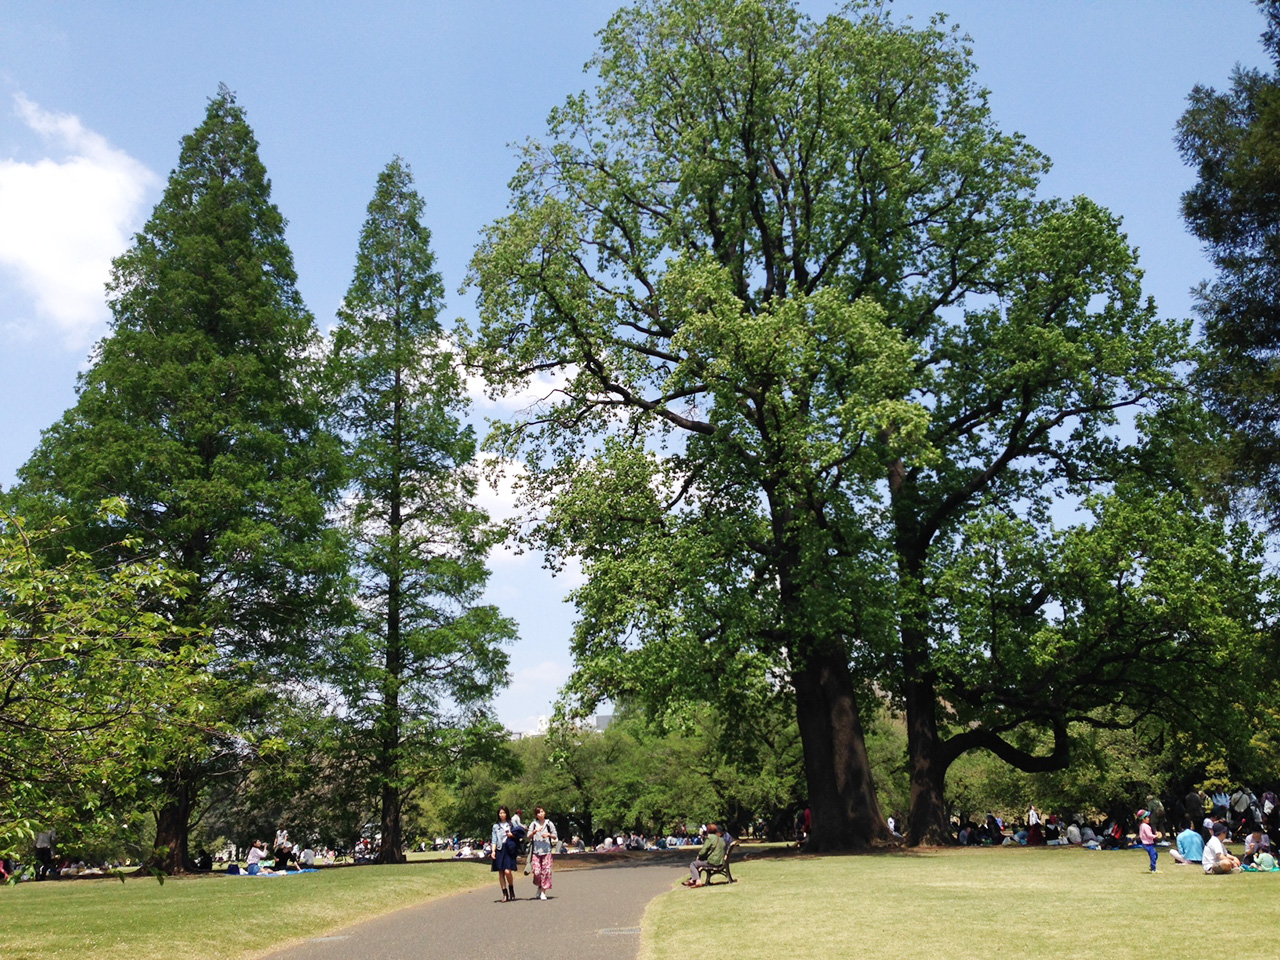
left=0, top=503, right=212, bottom=860
left=327, top=158, right=514, bottom=863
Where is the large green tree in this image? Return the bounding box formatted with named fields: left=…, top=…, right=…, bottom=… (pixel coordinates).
left=466, top=0, right=1199, bottom=847
left=12, top=86, right=344, bottom=872
left=327, top=158, right=514, bottom=863
left=1178, top=0, right=1280, bottom=517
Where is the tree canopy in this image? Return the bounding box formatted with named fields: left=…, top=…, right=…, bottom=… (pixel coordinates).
left=1178, top=0, right=1280, bottom=520
left=0, top=502, right=212, bottom=860
left=465, top=0, right=1263, bottom=847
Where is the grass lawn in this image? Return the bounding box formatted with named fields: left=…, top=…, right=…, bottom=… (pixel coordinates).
left=0, top=859, right=490, bottom=960
left=640, top=844, right=1280, bottom=960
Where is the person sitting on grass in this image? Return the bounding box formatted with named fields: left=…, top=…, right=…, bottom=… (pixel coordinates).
left=274, top=840, right=296, bottom=872
left=245, top=839, right=268, bottom=875
left=1099, top=819, right=1128, bottom=849
left=1202, top=821, right=1242, bottom=875
left=1243, top=827, right=1271, bottom=865
left=1170, top=819, right=1204, bottom=865
left=985, top=814, right=1003, bottom=843
left=683, top=822, right=726, bottom=888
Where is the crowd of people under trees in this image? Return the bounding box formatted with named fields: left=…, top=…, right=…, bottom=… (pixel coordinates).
left=0, top=807, right=742, bottom=885
left=10, top=780, right=1280, bottom=885
left=947, top=785, right=1280, bottom=875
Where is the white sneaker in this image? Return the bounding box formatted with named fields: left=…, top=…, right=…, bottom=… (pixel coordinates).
left=539, top=891, right=547, bottom=900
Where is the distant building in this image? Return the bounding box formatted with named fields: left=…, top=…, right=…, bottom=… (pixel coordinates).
left=507, top=713, right=612, bottom=738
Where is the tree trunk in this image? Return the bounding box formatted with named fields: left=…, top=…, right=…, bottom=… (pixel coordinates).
left=905, top=670, right=1074, bottom=845
left=903, top=666, right=953, bottom=846
left=376, top=388, right=406, bottom=868
left=148, top=769, right=199, bottom=874
left=792, top=647, right=891, bottom=850
left=891, top=460, right=953, bottom=846
left=377, top=782, right=405, bottom=864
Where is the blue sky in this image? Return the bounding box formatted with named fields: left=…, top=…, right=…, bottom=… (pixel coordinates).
left=0, top=1, right=1271, bottom=731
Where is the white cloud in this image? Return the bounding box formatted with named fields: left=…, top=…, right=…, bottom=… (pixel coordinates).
left=466, top=364, right=581, bottom=414
left=471, top=455, right=587, bottom=590
left=509, top=658, right=569, bottom=689
left=0, top=94, right=158, bottom=346
left=474, top=454, right=538, bottom=568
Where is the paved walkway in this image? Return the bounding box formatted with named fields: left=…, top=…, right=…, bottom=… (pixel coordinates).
left=265, top=855, right=688, bottom=960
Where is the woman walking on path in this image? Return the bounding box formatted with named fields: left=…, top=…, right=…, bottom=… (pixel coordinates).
left=492, top=806, right=519, bottom=901
left=528, top=806, right=558, bottom=900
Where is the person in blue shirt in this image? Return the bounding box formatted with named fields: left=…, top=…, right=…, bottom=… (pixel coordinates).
left=1170, top=819, right=1205, bottom=865
left=1211, top=789, right=1231, bottom=818
left=491, top=806, right=519, bottom=901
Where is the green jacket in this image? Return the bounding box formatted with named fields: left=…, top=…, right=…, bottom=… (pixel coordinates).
left=697, top=834, right=726, bottom=865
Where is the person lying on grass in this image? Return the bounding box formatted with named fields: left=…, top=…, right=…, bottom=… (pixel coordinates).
left=683, top=823, right=726, bottom=888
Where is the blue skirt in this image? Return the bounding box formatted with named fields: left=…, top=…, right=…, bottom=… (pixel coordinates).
left=491, top=845, right=518, bottom=871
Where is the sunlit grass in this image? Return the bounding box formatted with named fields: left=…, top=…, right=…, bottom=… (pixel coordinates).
left=640, top=844, right=1277, bottom=960
left=0, top=859, right=490, bottom=960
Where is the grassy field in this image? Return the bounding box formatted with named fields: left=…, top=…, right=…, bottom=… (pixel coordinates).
left=9, top=844, right=1278, bottom=960
left=0, top=858, right=491, bottom=960
left=640, top=844, right=1280, bottom=960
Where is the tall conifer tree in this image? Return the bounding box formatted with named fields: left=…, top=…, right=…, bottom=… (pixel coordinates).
left=14, top=86, right=344, bottom=872
left=1178, top=1, right=1280, bottom=517
left=328, top=159, right=513, bottom=863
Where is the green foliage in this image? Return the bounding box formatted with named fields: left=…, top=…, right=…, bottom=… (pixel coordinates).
left=464, top=0, right=1235, bottom=846
left=192, top=692, right=355, bottom=851
left=932, top=482, right=1273, bottom=747
left=864, top=706, right=910, bottom=821
left=448, top=705, right=807, bottom=842
left=436, top=743, right=523, bottom=840
left=13, top=83, right=344, bottom=663
left=9, top=86, right=345, bottom=870
left=325, top=158, right=515, bottom=858
left=945, top=718, right=1176, bottom=823
left=1178, top=1, right=1280, bottom=515
left=0, top=503, right=213, bottom=858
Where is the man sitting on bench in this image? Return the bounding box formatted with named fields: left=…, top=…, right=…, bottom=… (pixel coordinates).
left=683, top=823, right=726, bottom=887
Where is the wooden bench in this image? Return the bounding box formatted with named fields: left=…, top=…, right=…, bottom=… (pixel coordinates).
left=699, top=839, right=739, bottom=885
